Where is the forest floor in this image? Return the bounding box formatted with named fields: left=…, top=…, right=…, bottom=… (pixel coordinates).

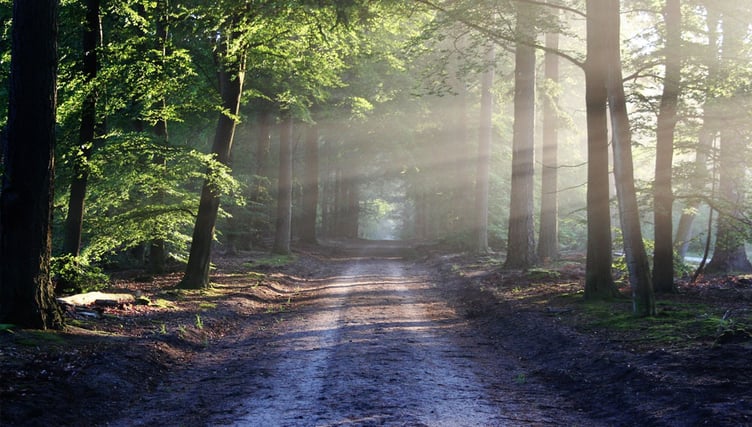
left=1, top=240, right=751, bottom=426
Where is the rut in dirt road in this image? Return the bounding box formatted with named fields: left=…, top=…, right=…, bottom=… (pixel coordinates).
left=224, top=259, right=498, bottom=426
left=108, top=253, right=589, bottom=427
left=210, top=256, right=581, bottom=426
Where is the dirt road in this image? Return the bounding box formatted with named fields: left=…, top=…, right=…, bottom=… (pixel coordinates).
left=110, top=253, right=589, bottom=426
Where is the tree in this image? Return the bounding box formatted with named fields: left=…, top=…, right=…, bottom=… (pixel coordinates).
left=605, top=0, right=655, bottom=316
left=180, top=28, right=245, bottom=289
left=537, top=7, right=560, bottom=264
left=504, top=3, right=538, bottom=269
left=474, top=44, right=495, bottom=253
left=273, top=111, right=293, bottom=255
left=299, top=122, right=320, bottom=244
left=673, top=4, right=718, bottom=259
left=0, top=0, right=64, bottom=329
left=652, top=0, right=681, bottom=292
left=584, top=0, right=619, bottom=300
left=61, top=0, right=101, bottom=262
left=148, top=0, right=171, bottom=274
left=705, top=5, right=752, bottom=274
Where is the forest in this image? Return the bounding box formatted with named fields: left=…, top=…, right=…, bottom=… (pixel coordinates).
left=1, top=0, right=752, bottom=425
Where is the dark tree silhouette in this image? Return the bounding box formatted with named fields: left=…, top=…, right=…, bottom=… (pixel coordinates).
left=0, top=0, right=64, bottom=329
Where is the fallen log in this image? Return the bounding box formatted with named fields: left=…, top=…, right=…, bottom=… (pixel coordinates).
left=58, top=291, right=135, bottom=307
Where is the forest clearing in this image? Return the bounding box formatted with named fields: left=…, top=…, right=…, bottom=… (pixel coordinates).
left=2, top=241, right=751, bottom=426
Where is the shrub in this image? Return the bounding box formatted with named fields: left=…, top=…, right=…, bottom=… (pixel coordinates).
left=51, top=254, right=109, bottom=294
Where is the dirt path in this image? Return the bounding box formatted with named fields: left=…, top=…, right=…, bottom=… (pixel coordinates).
left=109, top=254, right=590, bottom=426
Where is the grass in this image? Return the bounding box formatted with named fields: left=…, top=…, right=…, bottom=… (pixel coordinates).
left=15, top=330, right=67, bottom=347
left=195, top=314, right=204, bottom=330
left=243, top=254, right=297, bottom=269
left=199, top=302, right=217, bottom=310
left=150, top=298, right=176, bottom=309
left=576, top=299, right=748, bottom=347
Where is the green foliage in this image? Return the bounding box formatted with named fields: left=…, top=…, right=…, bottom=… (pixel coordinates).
left=54, top=132, right=241, bottom=264
left=51, top=254, right=109, bottom=294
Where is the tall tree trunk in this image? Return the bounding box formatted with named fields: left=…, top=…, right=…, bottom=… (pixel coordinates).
left=180, top=49, right=244, bottom=289
left=538, top=17, right=560, bottom=264
left=0, top=0, right=63, bottom=329
left=705, top=10, right=752, bottom=274
left=61, top=0, right=101, bottom=260
left=505, top=6, right=537, bottom=269
left=606, top=0, right=655, bottom=316
left=273, top=112, right=293, bottom=255
left=584, top=0, right=618, bottom=300
left=652, top=0, right=681, bottom=292
left=299, top=123, right=319, bottom=244
left=345, top=180, right=360, bottom=238
left=474, top=45, right=495, bottom=253
left=673, top=7, right=719, bottom=259
left=455, top=81, right=472, bottom=246
left=149, top=0, right=170, bottom=274
left=255, top=109, right=272, bottom=178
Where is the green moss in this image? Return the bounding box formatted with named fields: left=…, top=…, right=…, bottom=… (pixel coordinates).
left=578, top=299, right=746, bottom=346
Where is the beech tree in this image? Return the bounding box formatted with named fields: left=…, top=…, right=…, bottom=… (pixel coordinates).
left=584, top=0, right=619, bottom=300
left=180, top=24, right=245, bottom=289
left=61, top=0, right=101, bottom=262
left=652, top=0, right=681, bottom=292
left=705, top=5, right=752, bottom=274
left=272, top=112, right=293, bottom=255
left=537, top=10, right=560, bottom=264
left=605, top=0, right=655, bottom=316
left=299, top=123, right=320, bottom=244
left=0, top=0, right=64, bottom=329
left=504, top=3, right=538, bottom=269
left=474, top=44, right=495, bottom=253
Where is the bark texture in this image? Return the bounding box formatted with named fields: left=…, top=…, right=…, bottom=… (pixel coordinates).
left=538, top=25, right=560, bottom=264
left=474, top=45, right=495, bottom=253
left=0, top=0, right=64, bottom=329
left=299, top=124, right=320, bottom=244
left=273, top=113, right=294, bottom=255
left=180, top=52, right=244, bottom=289
left=605, top=0, right=655, bottom=316
left=504, top=7, right=537, bottom=269
left=584, top=0, right=618, bottom=300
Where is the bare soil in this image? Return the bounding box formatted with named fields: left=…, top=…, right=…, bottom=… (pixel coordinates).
left=1, top=240, right=751, bottom=426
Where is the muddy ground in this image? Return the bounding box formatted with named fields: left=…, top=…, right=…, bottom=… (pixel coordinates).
left=1, top=240, right=751, bottom=426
